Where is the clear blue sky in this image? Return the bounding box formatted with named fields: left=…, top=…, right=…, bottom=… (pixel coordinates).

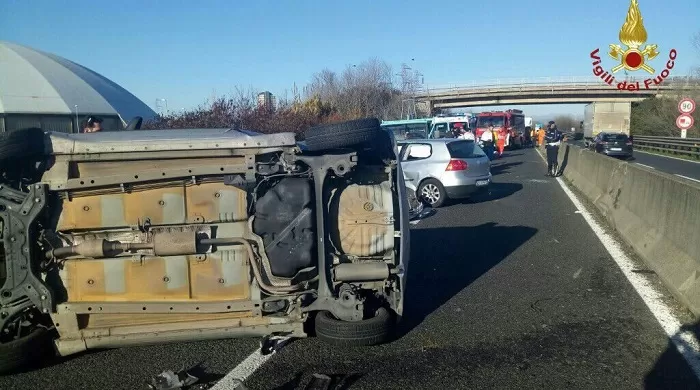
left=2, top=0, right=698, bottom=118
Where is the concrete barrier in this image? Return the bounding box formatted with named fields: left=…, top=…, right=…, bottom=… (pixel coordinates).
left=557, top=144, right=700, bottom=316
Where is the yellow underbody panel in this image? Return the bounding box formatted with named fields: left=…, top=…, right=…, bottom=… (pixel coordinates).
left=63, top=248, right=250, bottom=302
left=57, top=182, right=247, bottom=230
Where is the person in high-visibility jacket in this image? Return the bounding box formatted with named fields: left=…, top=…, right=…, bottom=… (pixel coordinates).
left=537, top=127, right=545, bottom=148
left=495, top=129, right=505, bottom=157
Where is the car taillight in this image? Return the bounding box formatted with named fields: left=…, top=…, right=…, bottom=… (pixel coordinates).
left=446, top=159, right=468, bottom=171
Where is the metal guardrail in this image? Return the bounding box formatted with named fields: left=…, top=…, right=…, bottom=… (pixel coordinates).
left=632, top=135, right=700, bottom=160
left=416, top=76, right=700, bottom=96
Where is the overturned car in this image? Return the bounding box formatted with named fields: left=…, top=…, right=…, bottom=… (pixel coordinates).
left=0, top=118, right=411, bottom=373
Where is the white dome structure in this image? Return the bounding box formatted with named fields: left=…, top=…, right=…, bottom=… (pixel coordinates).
left=0, top=41, right=156, bottom=133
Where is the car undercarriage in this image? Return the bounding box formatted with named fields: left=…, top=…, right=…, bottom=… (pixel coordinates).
left=0, top=119, right=409, bottom=373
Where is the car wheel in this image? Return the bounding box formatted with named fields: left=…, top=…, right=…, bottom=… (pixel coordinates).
left=0, top=326, right=54, bottom=374
left=315, top=307, right=394, bottom=347
left=418, top=179, right=447, bottom=208
left=0, top=127, right=46, bottom=162
left=303, top=118, right=382, bottom=152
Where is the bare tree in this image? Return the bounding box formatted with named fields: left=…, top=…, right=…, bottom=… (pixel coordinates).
left=304, top=58, right=404, bottom=119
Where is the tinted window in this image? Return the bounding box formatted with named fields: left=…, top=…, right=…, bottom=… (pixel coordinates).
left=447, top=140, right=486, bottom=158
left=602, top=134, right=628, bottom=142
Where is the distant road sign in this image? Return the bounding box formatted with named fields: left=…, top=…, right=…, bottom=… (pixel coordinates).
left=678, top=98, right=696, bottom=114
left=676, top=114, right=694, bottom=130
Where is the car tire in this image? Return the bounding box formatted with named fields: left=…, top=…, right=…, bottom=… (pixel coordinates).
left=315, top=307, right=394, bottom=347
left=0, top=128, right=46, bottom=162
left=418, top=178, right=447, bottom=208
left=0, top=327, right=54, bottom=374
left=303, top=118, right=381, bottom=152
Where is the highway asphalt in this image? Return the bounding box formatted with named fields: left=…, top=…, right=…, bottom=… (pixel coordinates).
left=568, top=139, right=700, bottom=181
left=631, top=150, right=700, bottom=182
left=0, top=148, right=698, bottom=390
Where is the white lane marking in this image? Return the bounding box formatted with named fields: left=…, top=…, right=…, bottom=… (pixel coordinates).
left=635, top=149, right=700, bottom=165
left=675, top=174, right=700, bottom=184
left=210, top=349, right=273, bottom=390
left=634, top=163, right=656, bottom=170
left=535, top=149, right=700, bottom=380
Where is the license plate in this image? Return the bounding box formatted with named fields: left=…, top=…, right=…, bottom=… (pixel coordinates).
left=610, top=148, right=622, bottom=151
left=476, top=180, right=489, bottom=186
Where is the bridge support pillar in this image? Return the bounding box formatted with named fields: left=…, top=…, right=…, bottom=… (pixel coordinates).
left=425, top=100, right=434, bottom=116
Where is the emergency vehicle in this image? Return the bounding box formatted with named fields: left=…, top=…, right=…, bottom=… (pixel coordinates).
left=475, top=109, right=526, bottom=148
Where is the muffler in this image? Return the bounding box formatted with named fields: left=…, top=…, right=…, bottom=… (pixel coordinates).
left=332, top=262, right=390, bottom=282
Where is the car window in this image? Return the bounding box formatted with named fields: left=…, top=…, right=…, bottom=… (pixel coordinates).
left=405, top=123, right=428, bottom=139
left=446, top=140, right=486, bottom=158
left=403, top=143, right=432, bottom=161
left=602, top=134, right=628, bottom=142
left=382, top=124, right=406, bottom=140
left=430, top=123, right=450, bottom=138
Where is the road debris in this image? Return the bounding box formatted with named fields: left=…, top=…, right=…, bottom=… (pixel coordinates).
left=147, top=367, right=199, bottom=390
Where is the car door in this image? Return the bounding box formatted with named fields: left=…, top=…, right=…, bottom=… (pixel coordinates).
left=399, top=143, right=433, bottom=190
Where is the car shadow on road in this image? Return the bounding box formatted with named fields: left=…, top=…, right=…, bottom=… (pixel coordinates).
left=454, top=182, right=523, bottom=205
left=644, top=320, right=700, bottom=389
left=398, top=222, right=537, bottom=336
left=490, top=161, right=523, bottom=176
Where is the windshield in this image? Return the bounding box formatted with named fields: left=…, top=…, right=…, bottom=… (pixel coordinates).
left=430, top=123, right=453, bottom=138
left=382, top=123, right=429, bottom=140
left=447, top=140, right=487, bottom=158
left=476, top=116, right=505, bottom=128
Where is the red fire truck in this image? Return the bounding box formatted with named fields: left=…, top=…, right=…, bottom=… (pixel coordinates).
left=475, top=109, right=526, bottom=149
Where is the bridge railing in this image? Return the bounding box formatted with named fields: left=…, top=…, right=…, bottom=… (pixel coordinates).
left=416, top=76, right=700, bottom=96
left=632, top=135, right=700, bottom=160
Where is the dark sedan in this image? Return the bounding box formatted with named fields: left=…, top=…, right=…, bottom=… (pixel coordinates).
left=589, top=132, right=633, bottom=159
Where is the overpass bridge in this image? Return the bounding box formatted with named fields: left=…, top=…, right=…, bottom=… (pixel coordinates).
left=414, top=76, right=700, bottom=110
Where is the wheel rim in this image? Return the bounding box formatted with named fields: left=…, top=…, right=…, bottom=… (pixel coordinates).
left=421, top=184, right=440, bottom=204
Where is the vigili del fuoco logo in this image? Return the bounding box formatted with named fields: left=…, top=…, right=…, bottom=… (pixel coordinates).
left=590, top=0, right=677, bottom=90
